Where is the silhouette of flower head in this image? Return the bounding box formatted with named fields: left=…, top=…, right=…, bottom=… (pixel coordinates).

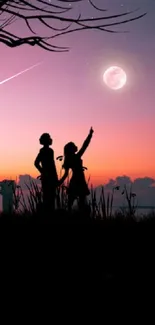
left=56, top=155, right=63, bottom=161
left=39, top=133, right=52, bottom=146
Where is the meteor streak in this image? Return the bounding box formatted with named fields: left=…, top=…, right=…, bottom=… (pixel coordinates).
left=0, top=62, right=42, bottom=85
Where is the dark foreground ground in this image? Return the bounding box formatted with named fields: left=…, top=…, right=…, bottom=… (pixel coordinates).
left=1, top=208, right=155, bottom=224
left=1, top=209, right=155, bottom=292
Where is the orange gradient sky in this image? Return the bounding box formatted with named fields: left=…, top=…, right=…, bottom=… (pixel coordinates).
left=0, top=0, right=155, bottom=186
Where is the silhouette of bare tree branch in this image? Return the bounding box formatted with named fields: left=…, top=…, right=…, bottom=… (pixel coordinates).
left=0, top=0, right=146, bottom=51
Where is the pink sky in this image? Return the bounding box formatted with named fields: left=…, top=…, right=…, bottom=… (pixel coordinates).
left=0, top=0, right=155, bottom=187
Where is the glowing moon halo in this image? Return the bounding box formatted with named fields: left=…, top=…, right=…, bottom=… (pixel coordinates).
left=103, top=66, right=127, bottom=90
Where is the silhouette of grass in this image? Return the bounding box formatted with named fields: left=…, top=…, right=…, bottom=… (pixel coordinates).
left=0, top=207, right=155, bottom=225
left=0, top=178, right=154, bottom=224
left=1, top=177, right=153, bottom=288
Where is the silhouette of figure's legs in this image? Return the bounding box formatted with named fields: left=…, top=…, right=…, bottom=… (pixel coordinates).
left=79, top=195, right=87, bottom=211
left=42, top=178, right=56, bottom=215
left=78, top=195, right=91, bottom=217
left=68, top=193, right=89, bottom=215
left=43, top=188, right=55, bottom=212
left=68, top=194, right=75, bottom=212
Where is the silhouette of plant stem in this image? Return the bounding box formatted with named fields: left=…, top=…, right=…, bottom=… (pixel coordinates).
left=11, top=178, right=22, bottom=213
left=94, top=185, right=120, bottom=219
left=121, top=184, right=138, bottom=217
left=9, top=176, right=141, bottom=220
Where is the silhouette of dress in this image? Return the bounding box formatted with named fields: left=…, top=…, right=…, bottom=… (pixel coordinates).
left=63, top=132, right=93, bottom=203
left=35, top=146, right=58, bottom=213
left=66, top=154, right=90, bottom=198
left=59, top=129, right=93, bottom=211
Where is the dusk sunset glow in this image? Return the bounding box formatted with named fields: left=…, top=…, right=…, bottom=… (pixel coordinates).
left=0, top=0, right=154, bottom=188
left=1, top=0, right=155, bottom=289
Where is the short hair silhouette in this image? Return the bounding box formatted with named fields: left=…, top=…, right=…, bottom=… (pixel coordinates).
left=34, top=133, right=58, bottom=214
left=39, top=133, right=52, bottom=146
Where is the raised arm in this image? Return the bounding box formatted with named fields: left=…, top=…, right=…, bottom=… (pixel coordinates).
left=77, top=127, right=94, bottom=158
left=34, top=151, right=43, bottom=174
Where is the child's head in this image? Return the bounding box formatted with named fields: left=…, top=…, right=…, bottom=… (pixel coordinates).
left=62, top=142, right=78, bottom=169
left=39, top=133, right=52, bottom=146
left=64, top=142, right=78, bottom=156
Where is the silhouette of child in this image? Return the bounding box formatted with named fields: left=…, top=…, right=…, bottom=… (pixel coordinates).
left=34, top=133, right=58, bottom=214
left=58, top=127, right=94, bottom=211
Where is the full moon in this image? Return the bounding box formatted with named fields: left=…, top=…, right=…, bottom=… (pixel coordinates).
left=103, top=66, right=127, bottom=90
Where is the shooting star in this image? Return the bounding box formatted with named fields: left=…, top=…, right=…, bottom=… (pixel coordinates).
left=0, top=61, right=43, bottom=85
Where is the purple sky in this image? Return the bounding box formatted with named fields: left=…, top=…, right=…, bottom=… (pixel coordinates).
left=0, top=0, right=155, bottom=186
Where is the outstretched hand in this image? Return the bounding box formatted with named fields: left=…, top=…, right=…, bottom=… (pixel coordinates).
left=89, top=127, right=94, bottom=135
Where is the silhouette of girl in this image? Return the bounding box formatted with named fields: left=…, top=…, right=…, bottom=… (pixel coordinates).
left=58, top=127, right=94, bottom=211
left=34, top=133, right=58, bottom=213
